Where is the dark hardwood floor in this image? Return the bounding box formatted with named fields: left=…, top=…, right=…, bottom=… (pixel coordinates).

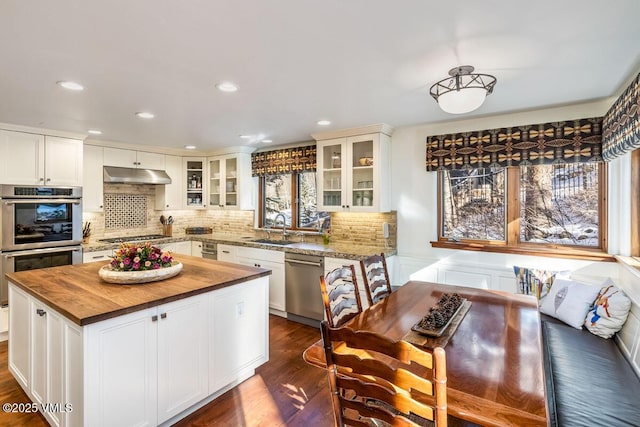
left=0, top=315, right=335, bottom=427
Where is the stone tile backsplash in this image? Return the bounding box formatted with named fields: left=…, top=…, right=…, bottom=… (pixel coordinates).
left=83, top=183, right=396, bottom=248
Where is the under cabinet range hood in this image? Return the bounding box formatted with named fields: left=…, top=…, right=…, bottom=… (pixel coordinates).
left=103, top=166, right=172, bottom=185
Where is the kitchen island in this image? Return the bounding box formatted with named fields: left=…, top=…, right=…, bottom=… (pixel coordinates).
left=7, top=255, right=271, bottom=427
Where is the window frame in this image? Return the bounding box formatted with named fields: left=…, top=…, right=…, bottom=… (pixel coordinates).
left=257, top=171, right=319, bottom=232
left=432, top=164, right=613, bottom=261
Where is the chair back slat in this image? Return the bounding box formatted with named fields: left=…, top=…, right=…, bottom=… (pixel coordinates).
left=320, top=265, right=363, bottom=328
left=321, top=321, right=447, bottom=427
left=360, top=253, right=393, bottom=306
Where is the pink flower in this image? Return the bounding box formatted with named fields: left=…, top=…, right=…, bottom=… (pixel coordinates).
left=133, top=256, right=141, bottom=263
left=152, top=263, right=161, bottom=269
left=144, top=261, right=151, bottom=267
left=123, top=258, right=131, bottom=265
left=132, top=262, right=141, bottom=270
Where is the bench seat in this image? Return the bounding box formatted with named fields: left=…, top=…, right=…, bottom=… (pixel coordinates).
left=541, top=315, right=640, bottom=427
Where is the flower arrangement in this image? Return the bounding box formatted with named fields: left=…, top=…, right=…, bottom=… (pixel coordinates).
left=109, top=242, right=174, bottom=271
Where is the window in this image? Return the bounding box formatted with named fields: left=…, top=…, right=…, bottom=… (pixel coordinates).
left=259, top=171, right=328, bottom=230
left=437, top=163, right=608, bottom=257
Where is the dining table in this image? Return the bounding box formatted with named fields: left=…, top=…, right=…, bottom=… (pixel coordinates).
left=303, top=281, right=548, bottom=427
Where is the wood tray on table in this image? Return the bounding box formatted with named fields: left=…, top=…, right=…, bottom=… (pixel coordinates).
left=403, top=299, right=471, bottom=348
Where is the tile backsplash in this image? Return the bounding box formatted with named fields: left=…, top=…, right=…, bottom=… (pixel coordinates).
left=83, top=183, right=396, bottom=248
left=104, top=193, right=147, bottom=229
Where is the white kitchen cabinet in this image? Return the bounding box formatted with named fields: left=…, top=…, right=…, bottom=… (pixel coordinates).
left=155, top=155, right=183, bottom=209
left=83, top=144, right=104, bottom=212
left=207, top=153, right=253, bottom=210
left=236, top=247, right=286, bottom=314
left=159, top=241, right=191, bottom=256
left=103, top=147, right=165, bottom=170
left=209, top=278, right=269, bottom=392
left=8, top=285, right=80, bottom=427
left=191, top=241, right=203, bottom=257
left=217, top=244, right=238, bottom=263
left=85, top=293, right=209, bottom=426
left=315, top=129, right=391, bottom=212
left=183, top=157, right=206, bottom=208
left=83, top=249, right=114, bottom=263
left=324, top=256, right=369, bottom=310
left=0, top=130, right=83, bottom=186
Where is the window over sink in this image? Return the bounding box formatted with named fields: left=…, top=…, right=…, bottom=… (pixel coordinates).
left=258, top=172, right=329, bottom=231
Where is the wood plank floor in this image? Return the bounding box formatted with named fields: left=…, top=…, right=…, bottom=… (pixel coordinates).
left=0, top=315, right=335, bottom=427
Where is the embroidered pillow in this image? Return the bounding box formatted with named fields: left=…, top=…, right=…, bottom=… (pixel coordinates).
left=513, top=266, right=568, bottom=300
left=539, top=278, right=600, bottom=329
left=584, top=279, right=632, bottom=339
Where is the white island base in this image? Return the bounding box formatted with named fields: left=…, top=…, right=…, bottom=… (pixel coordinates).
left=9, top=276, right=269, bottom=427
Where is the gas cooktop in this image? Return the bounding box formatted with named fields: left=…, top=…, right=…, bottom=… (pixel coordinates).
left=98, top=234, right=166, bottom=243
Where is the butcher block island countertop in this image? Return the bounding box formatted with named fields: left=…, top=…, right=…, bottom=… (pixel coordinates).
left=6, top=254, right=271, bottom=326
left=7, top=255, right=273, bottom=427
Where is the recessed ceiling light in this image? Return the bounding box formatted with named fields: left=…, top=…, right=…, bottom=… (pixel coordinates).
left=239, top=135, right=252, bottom=139
left=317, top=120, right=331, bottom=126
left=184, top=145, right=197, bottom=150
left=135, top=112, right=155, bottom=119
left=57, top=81, right=84, bottom=91
left=216, top=82, right=238, bottom=92
left=261, top=139, right=272, bottom=143
left=87, top=129, right=102, bottom=135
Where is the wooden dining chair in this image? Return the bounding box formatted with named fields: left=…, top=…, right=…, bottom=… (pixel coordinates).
left=321, top=321, right=447, bottom=427
left=360, top=253, right=393, bottom=306
left=320, top=265, right=363, bottom=328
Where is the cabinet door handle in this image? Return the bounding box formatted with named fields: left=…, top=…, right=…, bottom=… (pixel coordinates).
left=160, top=313, right=167, bottom=319
left=36, top=308, right=46, bottom=317
left=92, top=255, right=104, bottom=259
left=39, top=178, right=44, bottom=182
left=46, top=178, right=51, bottom=182
left=151, top=315, right=158, bottom=322
left=222, top=250, right=230, bottom=254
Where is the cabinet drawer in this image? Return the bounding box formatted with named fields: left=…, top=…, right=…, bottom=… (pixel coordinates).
left=236, top=246, right=284, bottom=263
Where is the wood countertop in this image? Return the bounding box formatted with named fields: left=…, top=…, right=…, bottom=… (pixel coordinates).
left=6, top=255, right=271, bottom=326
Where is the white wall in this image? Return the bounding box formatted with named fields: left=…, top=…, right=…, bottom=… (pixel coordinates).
left=389, top=98, right=630, bottom=290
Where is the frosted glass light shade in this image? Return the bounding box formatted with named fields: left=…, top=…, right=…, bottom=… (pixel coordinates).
left=437, top=87, right=487, bottom=114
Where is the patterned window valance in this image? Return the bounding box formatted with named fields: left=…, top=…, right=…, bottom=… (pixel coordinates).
left=426, top=117, right=603, bottom=171
left=602, top=72, right=640, bottom=161
left=251, top=145, right=316, bottom=177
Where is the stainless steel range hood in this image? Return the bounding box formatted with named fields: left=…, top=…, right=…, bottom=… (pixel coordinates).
left=103, top=166, right=172, bottom=184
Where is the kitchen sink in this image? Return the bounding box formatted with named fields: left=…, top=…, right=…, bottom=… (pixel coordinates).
left=250, top=238, right=294, bottom=246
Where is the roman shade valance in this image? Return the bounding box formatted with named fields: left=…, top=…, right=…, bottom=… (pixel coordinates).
left=251, top=145, right=316, bottom=177
left=426, top=117, right=603, bottom=172
left=602, top=72, right=640, bottom=161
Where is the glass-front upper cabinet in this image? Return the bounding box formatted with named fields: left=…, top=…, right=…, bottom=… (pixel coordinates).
left=184, top=158, right=206, bottom=208
left=207, top=154, right=251, bottom=210
left=315, top=125, right=391, bottom=212
left=318, top=139, right=344, bottom=210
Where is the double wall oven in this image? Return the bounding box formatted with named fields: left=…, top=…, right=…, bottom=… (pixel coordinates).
left=0, top=185, right=83, bottom=305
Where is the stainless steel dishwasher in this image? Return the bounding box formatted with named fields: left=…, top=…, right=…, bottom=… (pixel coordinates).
left=285, top=253, right=324, bottom=326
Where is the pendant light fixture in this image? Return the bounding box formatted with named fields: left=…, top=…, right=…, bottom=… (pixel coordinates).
left=430, top=65, right=497, bottom=114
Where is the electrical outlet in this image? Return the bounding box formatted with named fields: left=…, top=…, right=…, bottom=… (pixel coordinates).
left=236, top=301, right=245, bottom=318
left=382, top=222, right=389, bottom=238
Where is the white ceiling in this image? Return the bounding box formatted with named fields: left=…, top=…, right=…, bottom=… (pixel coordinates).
left=1, top=1, right=639, bottom=150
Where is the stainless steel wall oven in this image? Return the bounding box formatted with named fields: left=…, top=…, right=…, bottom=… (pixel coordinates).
left=0, top=185, right=83, bottom=305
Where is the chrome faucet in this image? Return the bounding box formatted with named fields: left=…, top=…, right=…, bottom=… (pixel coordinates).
left=274, top=212, right=289, bottom=240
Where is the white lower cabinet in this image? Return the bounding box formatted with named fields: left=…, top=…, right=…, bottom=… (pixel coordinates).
left=8, top=285, right=81, bottom=427
left=216, top=244, right=237, bottom=263
left=82, top=249, right=113, bottom=263
left=85, top=294, right=209, bottom=426
left=209, top=278, right=269, bottom=391
left=159, top=241, right=192, bottom=256
left=232, top=246, right=285, bottom=314
left=9, top=277, right=269, bottom=427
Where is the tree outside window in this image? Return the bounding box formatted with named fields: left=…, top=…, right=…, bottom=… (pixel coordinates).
left=261, top=172, right=329, bottom=230
left=439, top=163, right=605, bottom=250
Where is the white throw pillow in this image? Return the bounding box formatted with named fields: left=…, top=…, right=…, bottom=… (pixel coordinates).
left=539, top=278, right=600, bottom=329
left=584, top=279, right=632, bottom=339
